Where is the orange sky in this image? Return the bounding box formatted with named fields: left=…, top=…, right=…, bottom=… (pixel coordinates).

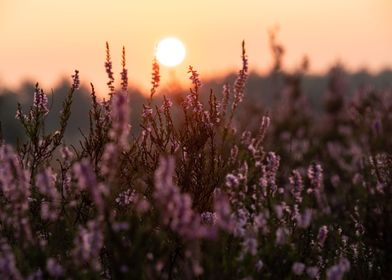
left=0, top=0, right=391, bottom=95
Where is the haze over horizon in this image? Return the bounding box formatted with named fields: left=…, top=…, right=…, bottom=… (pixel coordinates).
left=1, top=0, right=391, bottom=94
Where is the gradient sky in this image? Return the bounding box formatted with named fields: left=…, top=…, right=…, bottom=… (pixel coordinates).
left=0, top=0, right=391, bottom=95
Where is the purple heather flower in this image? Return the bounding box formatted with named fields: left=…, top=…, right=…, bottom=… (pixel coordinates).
left=188, top=66, right=202, bottom=93
left=308, top=163, right=323, bottom=190
left=326, top=258, right=350, bottom=280
left=71, top=69, right=80, bottom=90
left=60, top=146, right=74, bottom=162
left=154, top=156, right=212, bottom=239
left=317, top=225, right=329, bottom=247
left=0, top=145, right=30, bottom=200
left=142, top=105, right=153, bottom=120
left=256, top=260, right=264, bottom=272
left=242, top=234, right=258, bottom=256
left=225, top=173, right=240, bottom=188
left=262, top=152, right=280, bottom=196
left=295, top=208, right=313, bottom=229
left=135, top=195, right=150, bottom=214
left=161, top=96, right=173, bottom=112
left=213, top=189, right=233, bottom=232
left=0, top=145, right=32, bottom=241
left=232, top=41, right=248, bottom=111
left=220, top=83, right=230, bottom=118
left=233, top=208, right=249, bottom=237
left=109, top=92, right=130, bottom=148
left=275, top=227, right=289, bottom=245
left=105, top=42, right=115, bottom=95
left=254, top=212, right=269, bottom=233
left=292, top=262, right=305, bottom=275
left=73, top=160, right=107, bottom=213
left=0, top=241, right=23, bottom=280
left=100, top=98, right=112, bottom=122
left=72, top=218, right=104, bottom=271
left=274, top=204, right=284, bottom=219
left=36, top=167, right=60, bottom=221
left=100, top=143, right=118, bottom=177
left=258, top=116, right=270, bottom=143
left=120, top=47, right=128, bottom=92
left=308, top=163, right=330, bottom=213
left=306, top=266, right=319, bottom=278
left=32, top=84, right=49, bottom=117
left=37, top=168, right=59, bottom=201
left=289, top=169, right=304, bottom=203
left=46, top=258, right=64, bottom=277
left=116, top=188, right=136, bottom=207
left=229, top=145, right=239, bottom=163
left=241, top=131, right=252, bottom=145
left=183, top=92, right=204, bottom=113
left=200, top=212, right=217, bottom=225
left=150, top=58, right=160, bottom=99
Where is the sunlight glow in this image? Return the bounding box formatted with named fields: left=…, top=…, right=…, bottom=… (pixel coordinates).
left=155, top=37, right=186, bottom=67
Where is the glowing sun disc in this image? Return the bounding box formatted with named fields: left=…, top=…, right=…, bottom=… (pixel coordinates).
left=156, top=37, right=186, bottom=67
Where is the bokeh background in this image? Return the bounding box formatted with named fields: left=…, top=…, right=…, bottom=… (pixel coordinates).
left=0, top=0, right=391, bottom=92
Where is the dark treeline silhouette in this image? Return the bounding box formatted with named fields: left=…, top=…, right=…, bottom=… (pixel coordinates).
left=0, top=80, right=145, bottom=144
left=1, top=66, right=391, bottom=145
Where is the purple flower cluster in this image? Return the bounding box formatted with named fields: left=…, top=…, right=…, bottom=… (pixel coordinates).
left=154, top=157, right=213, bottom=239
left=72, top=218, right=104, bottom=271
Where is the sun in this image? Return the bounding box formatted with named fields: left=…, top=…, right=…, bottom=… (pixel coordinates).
left=155, top=37, right=186, bottom=67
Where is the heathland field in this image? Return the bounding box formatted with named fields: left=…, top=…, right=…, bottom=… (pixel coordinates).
left=0, top=41, right=391, bottom=279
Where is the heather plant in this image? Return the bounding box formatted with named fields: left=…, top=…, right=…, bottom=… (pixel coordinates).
left=0, top=40, right=390, bottom=280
